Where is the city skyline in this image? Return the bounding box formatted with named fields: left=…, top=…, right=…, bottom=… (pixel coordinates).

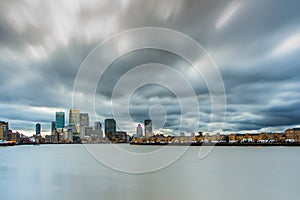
left=1, top=0, right=300, bottom=135
left=1, top=2, right=300, bottom=200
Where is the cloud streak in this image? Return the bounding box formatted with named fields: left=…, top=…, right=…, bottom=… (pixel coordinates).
left=216, top=1, right=240, bottom=29
left=272, top=32, right=300, bottom=56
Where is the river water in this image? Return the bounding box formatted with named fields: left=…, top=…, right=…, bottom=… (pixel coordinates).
left=1, top=144, right=299, bottom=200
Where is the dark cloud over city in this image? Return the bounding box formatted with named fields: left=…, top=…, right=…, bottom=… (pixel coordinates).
left=1, top=0, right=300, bottom=135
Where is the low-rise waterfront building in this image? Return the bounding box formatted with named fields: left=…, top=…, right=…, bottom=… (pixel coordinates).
left=45, top=135, right=55, bottom=143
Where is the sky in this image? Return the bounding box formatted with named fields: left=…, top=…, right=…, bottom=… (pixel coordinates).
left=1, top=0, right=300, bottom=135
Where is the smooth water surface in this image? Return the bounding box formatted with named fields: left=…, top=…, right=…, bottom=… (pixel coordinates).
left=1, top=144, right=299, bottom=200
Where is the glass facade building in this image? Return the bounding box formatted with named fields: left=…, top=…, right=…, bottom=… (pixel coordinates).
left=144, top=119, right=153, bottom=137
left=105, top=119, right=116, bottom=136
left=36, top=123, right=41, bottom=135
left=55, top=112, right=65, bottom=129
left=51, top=121, right=56, bottom=134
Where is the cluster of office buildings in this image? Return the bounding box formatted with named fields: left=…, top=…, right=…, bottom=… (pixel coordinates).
left=34, top=109, right=153, bottom=144
left=38, top=109, right=104, bottom=143
left=3, top=112, right=300, bottom=145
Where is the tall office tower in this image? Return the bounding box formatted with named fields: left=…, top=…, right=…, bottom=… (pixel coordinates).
left=51, top=121, right=56, bottom=134
left=55, top=112, right=65, bottom=129
left=79, top=113, right=90, bottom=127
left=79, top=113, right=89, bottom=138
left=136, top=124, right=143, bottom=138
left=144, top=119, right=153, bottom=137
left=80, top=113, right=89, bottom=127
left=69, top=109, right=80, bottom=133
left=94, top=122, right=103, bottom=138
left=35, top=123, right=41, bottom=135
left=0, top=121, right=9, bottom=141
left=105, top=119, right=116, bottom=136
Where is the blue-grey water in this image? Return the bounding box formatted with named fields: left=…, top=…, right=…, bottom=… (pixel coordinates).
left=1, top=144, right=300, bottom=200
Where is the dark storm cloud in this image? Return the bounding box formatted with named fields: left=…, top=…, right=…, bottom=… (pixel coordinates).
left=96, top=49, right=209, bottom=100
left=0, top=0, right=300, bottom=134
left=0, top=17, right=23, bottom=50
left=0, top=42, right=91, bottom=107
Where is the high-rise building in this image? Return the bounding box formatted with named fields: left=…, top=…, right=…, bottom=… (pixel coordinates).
left=144, top=119, right=153, bottom=137
left=55, top=112, right=65, bottom=129
left=51, top=121, right=56, bottom=134
left=80, top=113, right=89, bottom=138
left=36, top=123, right=41, bottom=135
left=136, top=124, right=143, bottom=137
left=80, top=113, right=89, bottom=127
left=69, top=109, right=80, bottom=133
left=105, top=119, right=116, bottom=137
left=0, top=121, right=9, bottom=141
left=94, top=121, right=103, bottom=138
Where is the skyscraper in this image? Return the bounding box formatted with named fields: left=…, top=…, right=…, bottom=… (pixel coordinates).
left=144, top=119, right=153, bottom=137
left=36, top=123, right=41, bottom=135
left=94, top=121, right=103, bottom=138
left=80, top=113, right=89, bottom=127
left=0, top=121, right=9, bottom=141
left=51, top=121, right=56, bottom=134
left=80, top=113, right=89, bottom=137
left=105, top=119, right=116, bottom=136
left=69, top=109, right=80, bottom=133
left=55, top=112, right=65, bottom=129
left=136, top=124, right=143, bottom=137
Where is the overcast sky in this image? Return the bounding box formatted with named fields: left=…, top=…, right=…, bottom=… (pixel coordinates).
left=1, top=0, right=300, bottom=135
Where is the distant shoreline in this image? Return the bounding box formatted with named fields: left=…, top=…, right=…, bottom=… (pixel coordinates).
left=130, top=142, right=300, bottom=147
left=2, top=142, right=300, bottom=147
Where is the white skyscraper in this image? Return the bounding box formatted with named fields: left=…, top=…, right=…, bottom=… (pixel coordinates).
left=136, top=124, right=143, bottom=138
